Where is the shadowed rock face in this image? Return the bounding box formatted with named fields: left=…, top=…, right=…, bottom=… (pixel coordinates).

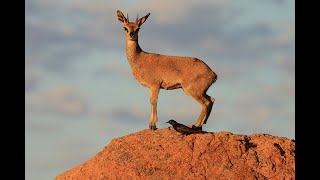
left=55, top=128, right=295, bottom=180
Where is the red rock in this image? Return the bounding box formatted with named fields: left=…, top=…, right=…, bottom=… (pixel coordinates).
left=55, top=128, right=295, bottom=180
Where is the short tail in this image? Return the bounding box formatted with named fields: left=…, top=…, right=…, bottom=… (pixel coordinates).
left=213, top=72, right=218, bottom=83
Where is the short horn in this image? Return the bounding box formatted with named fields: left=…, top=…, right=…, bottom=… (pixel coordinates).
left=127, top=13, right=129, bottom=22
left=136, top=14, right=139, bottom=21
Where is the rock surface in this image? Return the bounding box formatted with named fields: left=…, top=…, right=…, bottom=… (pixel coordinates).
left=55, top=128, right=295, bottom=180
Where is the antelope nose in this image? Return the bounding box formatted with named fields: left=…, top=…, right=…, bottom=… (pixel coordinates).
left=129, top=32, right=134, bottom=37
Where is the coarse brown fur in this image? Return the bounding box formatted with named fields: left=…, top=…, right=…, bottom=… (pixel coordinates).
left=116, top=10, right=217, bottom=130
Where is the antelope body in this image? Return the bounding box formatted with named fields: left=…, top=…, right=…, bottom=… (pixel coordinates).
left=116, top=10, right=217, bottom=130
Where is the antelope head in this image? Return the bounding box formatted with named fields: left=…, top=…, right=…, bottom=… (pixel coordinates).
left=116, top=10, right=150, bottom=41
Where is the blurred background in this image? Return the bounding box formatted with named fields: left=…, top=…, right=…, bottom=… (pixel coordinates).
left=25, top=0, right=294, bottom=179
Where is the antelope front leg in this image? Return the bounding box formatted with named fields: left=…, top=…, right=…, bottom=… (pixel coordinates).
left=149, top=87, right=159, bottom=130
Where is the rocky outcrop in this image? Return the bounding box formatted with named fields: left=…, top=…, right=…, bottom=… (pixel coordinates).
left=55, top=128, right=295, bottom=180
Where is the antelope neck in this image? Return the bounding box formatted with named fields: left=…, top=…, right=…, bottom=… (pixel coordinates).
left=126, top=39, right=144, bottom=64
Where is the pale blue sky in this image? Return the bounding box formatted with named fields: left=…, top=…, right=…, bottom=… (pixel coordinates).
left=25, top=1, right=294, bottom=179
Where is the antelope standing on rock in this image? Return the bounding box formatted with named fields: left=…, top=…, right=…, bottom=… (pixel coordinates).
left=116, top=10, right=217, bottom=130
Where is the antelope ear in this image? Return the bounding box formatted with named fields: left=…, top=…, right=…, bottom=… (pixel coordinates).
left=116, top=10, right=128, bottom=23
left=136, top=12, right=150, bottom=26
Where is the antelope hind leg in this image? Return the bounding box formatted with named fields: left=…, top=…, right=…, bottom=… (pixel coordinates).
left=202, top=96, right=215, bottom=125
left=192, top=94, right=211, bottom=129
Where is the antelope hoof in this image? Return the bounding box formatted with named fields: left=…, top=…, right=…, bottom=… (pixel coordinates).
left=192, top=125, right=202, bottom=131
left=149, top=125, right=157, bottom=130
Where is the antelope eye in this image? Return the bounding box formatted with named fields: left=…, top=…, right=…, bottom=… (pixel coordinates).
left=123, top=27, right=128, bottom=32
left=135, top=28, right=140, bottom=32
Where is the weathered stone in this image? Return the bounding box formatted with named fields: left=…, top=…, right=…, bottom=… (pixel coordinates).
left=55, top=128, right=295, bottom=180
